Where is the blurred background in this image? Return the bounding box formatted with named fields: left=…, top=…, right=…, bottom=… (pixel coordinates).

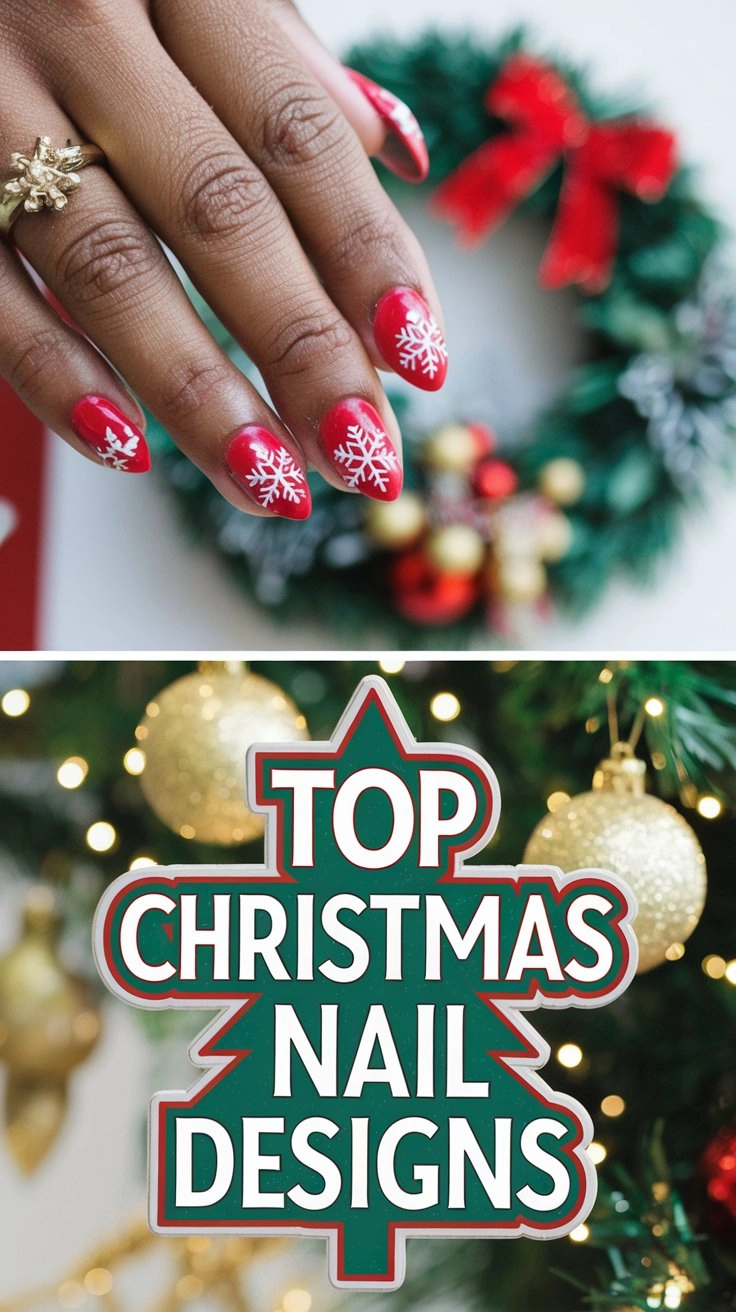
left=1, top=658, right=736, bottom=1309
left=4, top=0, right=736, bottom=649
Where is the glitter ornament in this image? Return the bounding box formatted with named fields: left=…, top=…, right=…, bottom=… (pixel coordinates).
left=137, top=663, right=308, bottom=845
left=364, top=492, right=426, bottom=549
left=427, top=523, right=486, bottom=575
left=538, top=457, right=586, bottom=506
left=524, top=743, right=707, bottom=973
left=701, top=1124, right=736, bottom=1248
left=0, top=886, right=101, bottom=1172
left=424, top=423, right=493, bottom=474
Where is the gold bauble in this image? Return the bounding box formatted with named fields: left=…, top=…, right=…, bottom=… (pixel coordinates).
left=137, top=663, right=308, bottom=845
left=524, top=744, right=707, bottom=974
left=496, top=555, right=547, bottom=603
left=427, top=524, right=486, bottom=575
left=424, top=424, right=478, bottom=474
left=536, top=510, right=574, bottom=562
left=364, top=492, right=426, bottom=549
left=538, top=457, right=586, bottom=506
left=0, top=887, right=102, bottom=1171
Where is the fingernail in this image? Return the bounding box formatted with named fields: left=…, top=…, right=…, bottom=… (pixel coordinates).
left=226, top=426, right=311, bottom=520
left=347, top=69, right=429, bottom=183
left=71, top=395, right=151, bottom=472
left=319, top=398, right=403, bottom=501
left=374, top=287, right=448, bottom=392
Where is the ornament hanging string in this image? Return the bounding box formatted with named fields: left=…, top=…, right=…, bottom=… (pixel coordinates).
left=433, top=52, right=677, bottom=292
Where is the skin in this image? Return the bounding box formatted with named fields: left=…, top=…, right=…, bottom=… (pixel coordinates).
left=0, top=0, right=442, bottom=513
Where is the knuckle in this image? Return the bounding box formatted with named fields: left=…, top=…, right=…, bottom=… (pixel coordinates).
left=156, top=357, right=234, bottom=429
left=56, top=215, right=160, bottom=309
left=326, top=212, right=407, bottom=278
left=5, top=326, right=67, bottom=402
left=178, top=152, right=272, bottom=243
left=260, top=83, right=343, bottom=170
left=262, top=309, right=354, bottom=378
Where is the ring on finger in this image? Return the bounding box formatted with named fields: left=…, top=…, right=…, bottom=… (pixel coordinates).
left=0, top=135, right=106, bottom=238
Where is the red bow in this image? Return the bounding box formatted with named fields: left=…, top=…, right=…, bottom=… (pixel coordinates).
left=433, top=54, right=677, bottom=294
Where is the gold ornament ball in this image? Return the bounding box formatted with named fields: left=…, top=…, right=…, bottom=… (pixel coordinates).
left=538, top=457, right=586, bottom=506
left=0, top=887, right=102, bottom=1172
left=497, top=555, right=548, bottom=604
left=424, top=424, right=478, bottom=474
left=137, top=666, right=308, bottom=845
left=524, top=748, right=707, bottom=973
left=428, top=524, right=486, bottom=576
left=536, top=510, right=574, bottom=562
left=364, top=492, right=426, bottom=549
left=0, top=887, right=101, bottom=1081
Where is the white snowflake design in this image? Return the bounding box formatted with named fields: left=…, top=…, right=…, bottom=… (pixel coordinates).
left=333, top=423, right=399, bottom=493
left=383, top=95, right=424, bottom=145
left=395, top=309, right=447, bottom=381
left=244, top=443, right=307, bottom=509
left=100, top=425, right=140, bottom=471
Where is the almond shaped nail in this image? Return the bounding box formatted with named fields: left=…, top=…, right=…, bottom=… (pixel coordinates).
left=71, top=395, right=151, bottom=472
left=347, top=69, right=429, bottom=183
left=226, top=426, right=311, bottom=520
left=374, top=287, right=448, bottom=392
left=320, top=398, right=403, bottom=502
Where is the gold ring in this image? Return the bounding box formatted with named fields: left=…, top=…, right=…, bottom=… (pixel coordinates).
left=0, top=136, right=106, bottom=238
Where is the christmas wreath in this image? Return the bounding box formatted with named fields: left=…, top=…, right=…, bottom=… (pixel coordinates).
left=147, top=30, right=736, bottom=643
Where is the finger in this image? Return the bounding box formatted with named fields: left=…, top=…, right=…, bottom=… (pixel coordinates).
left=57, top=11, right=403, bottom=497
left=0, top=239, right=151, bottom=472
left=152, top=0, right=446, bottom=392
left=267, top=0, right=429, bottom=182
left=3, top=115, right=311, bottom=518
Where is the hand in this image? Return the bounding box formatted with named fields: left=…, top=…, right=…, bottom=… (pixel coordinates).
left=0, top=0, right=447, bottom=519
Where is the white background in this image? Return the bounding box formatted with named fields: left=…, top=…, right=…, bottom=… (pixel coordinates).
left=36, top=0, right=736, bottom=650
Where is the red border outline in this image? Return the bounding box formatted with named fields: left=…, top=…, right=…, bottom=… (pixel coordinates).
left=92, top=676, right=638, bottom=1291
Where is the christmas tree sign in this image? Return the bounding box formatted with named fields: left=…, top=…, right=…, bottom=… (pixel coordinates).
left=94, top=677, right=638, bottom=1289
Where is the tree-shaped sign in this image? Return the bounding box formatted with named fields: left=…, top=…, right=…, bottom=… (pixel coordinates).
left=95, top=677, right=637, bottom=1289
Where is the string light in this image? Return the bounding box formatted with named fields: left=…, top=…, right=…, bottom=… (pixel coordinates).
left=283, top=1290, right=313, bottom=1312
left=724, top=960, right=736, bottom=986
left=569, top=1224, right=589, bottom=1243
left=176, top=1275, right=204, bottom=1301
left=697, top=795, right=722, bottom=820
left=378, top=659, right=405, bottom=675
left=1, top=688, right=30, bottom=717
left=598, top=668, right=614, bottom=684
left=600, top=1095, right=626, bottom=1118
left=180, top=824, right=196, bottom=840
left=547, top=791, right=570, bottom=813
left=702, top=954, right=727, bottom=979
left=645, top=697, right=665, bottom=718
left=123, top=748, right=146, bottom=776
left=430, top=692, right=461, bottom=722
left=56, top=1282, right=85, bottom=1309
left=588, top=1142, right=607, bottom=1165
left=84, top=1269, right=113, bottom=1296
left=129, top=855, right=158, bottom=870
left=556, top=1043, right=583, bottom=1069
left=86, top=822, right=117, bottom=853
left=57, top=757, right=88, bottom=789
left=664, top=942, right=686, bottom=962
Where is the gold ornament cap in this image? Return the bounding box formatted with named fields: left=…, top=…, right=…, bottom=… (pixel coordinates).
left=592, top=742, right=647, bottom=797
left=21, top=884, right=60, bottom=937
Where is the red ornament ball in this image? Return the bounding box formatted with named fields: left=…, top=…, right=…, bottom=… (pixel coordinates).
left=473, top=457, right=519, bottom=501
left=390, top=551, right=480, bottom=625
left=701, top=1125, right=736, bottom=1247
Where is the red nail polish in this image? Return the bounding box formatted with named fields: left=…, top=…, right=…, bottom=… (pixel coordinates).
left=71, top=395, right=151, bottom=472
left=347, top=69, right=429, bottom=183
left=374, top=287, right=448, bottom=392
left=226, top=427, right=311, bottom=520
left=320, top=398, right=402, bottom=501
